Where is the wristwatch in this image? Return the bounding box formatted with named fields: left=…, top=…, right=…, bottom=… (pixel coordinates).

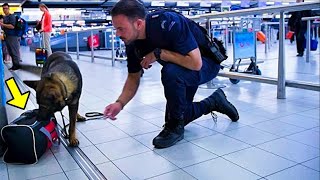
left=153, top=48, right=161, bottom=60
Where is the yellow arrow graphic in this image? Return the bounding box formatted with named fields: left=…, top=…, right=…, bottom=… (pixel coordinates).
left=5, top=77, right=30, bottom=110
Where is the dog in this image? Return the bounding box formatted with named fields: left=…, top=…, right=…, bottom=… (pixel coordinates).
left=24, top=51, right=85, bottom=147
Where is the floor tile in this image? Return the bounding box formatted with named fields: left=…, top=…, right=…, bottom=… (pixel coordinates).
left=228, top=99, right=261, bottom=112
left=311, top=127, right=319, bottom=132
left=82, top=126, right=129, bottom=144
left=236, top=111, right=271, bottom=125
left=133, top=109, right=165, bottom=120
left=251, top=120, right=306, bottom=137
left=184, top=157, right=261, bottom=180
left=146, top=116, right=166, bottom=128
left=7, top=151, right=63, bottom=180
left=80, top=145, right=110, bottom=165
left=277, top=114, right=319, bottom=129
left=148, top=102, right=166, bottom=112
left=96, top=137, right=150, bottom=160
left=76, top=131, right=94, bottom=148
left=223, top=126, right=279, bottom=145
left=76, top=120, right=112, bottom=132
left=257, top=138, right=319, bottom=163
left=116, top=121, right=161, bottom=136
left=267, top=102, right=316, bottom=114
left=107, top=111, right=145, bottom=126
left=97, top=162, right=130, bottom=180
left=126, top=106, right=164, bottom=120
left=223, top=147, right=296, bottom=177
left=265, top=165, right=320, bottom=180
left=79, top=94, right=105, bottom=106
left=302, top=157, right=320, bottom=172
left=123, top=102, right=155, bottom=112
left=290, top=97, right=320, bottom=109
left=30, top=173, right=68, bottom=180
left=154, top=142, right=217, bottom=168
left=51, top=146, right=80, bottom=172
left=191, top=133, right=251, bottom=156
left=195, top=117, right=247, bottom=133
left=147, top=170, right=196, bottom=180
left=184, top=123, right=217, bottom=141
left=191, top=113, right=215, bottom=122
left=0, top=163, right=8, bottom=180
left=286, top=130, right=320, bottom=149
left=65, top=169, right=88, bottom=180
left=113, top=151, right=178, bottom=180
left=250, top=107, right=292, bottom=120
left=296, top=108, right=319, bottom=120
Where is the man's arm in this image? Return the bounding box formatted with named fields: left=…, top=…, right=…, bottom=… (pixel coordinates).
left=1, top=15, right=15, bottom=29
left=104, top=71, right=141, bottom=119
left=160, top=48, right=202, bottom=71
left=115, top=71, right=141, bottom=108
left=0, top=23, right=14, bottom=29
left=141, top=47, right=202, bottom=71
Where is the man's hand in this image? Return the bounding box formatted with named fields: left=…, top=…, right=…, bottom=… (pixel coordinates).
left=103, top=102, right=122, bottom=120
left=0, top=21, right=3, bottom=26
left=140, top=51, right=157, bottom=69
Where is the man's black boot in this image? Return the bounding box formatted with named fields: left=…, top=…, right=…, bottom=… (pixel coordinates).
left=202, top=88, right=239, bottom=122
left=153, top=122, right=184, bottom=148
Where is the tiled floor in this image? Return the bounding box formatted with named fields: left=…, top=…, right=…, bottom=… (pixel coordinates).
left=1, top=38, right=319, bottom=180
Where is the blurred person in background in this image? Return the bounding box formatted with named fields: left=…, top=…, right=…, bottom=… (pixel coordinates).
left=0, top=14, right=11, bottom=64
left=288, top=0, right=312, bottom=57
left=0, top=3, right=20, bottom=70
left=38, top=3, right=52, bottom=57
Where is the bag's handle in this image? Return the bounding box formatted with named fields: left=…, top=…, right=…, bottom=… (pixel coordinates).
left=39, top=126, right=59, bottom=147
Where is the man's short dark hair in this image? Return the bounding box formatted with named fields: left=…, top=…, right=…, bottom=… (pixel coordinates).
left=2, top=3, right=9, bottom=7
left=111, top=0, right=146, bottom=20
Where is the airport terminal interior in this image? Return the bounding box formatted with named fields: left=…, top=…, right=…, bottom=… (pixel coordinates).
left=0, top=0, right=319, bottom=180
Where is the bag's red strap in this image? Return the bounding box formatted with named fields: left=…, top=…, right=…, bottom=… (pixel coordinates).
left=39, top=120, right=60, bottom=148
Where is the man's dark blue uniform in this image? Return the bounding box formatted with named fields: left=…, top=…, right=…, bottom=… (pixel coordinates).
left=126, top=11, right=221, bottom=127
left=107, top=0, right=239, bottom=148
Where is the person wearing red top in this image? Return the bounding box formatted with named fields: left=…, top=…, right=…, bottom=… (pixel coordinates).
left=39, top=3, right=52, bottom=56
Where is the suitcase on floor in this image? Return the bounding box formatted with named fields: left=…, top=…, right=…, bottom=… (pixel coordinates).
left=257, top=31, right=266, bottom=43
left=35, top=48, right=47, bottom=66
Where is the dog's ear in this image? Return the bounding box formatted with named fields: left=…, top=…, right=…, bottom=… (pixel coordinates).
left=23, top=80, right=39, bottom=90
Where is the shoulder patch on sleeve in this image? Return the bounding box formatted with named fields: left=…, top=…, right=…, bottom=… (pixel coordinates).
left=151, top=14, right=160, bottom=19
left=168, top=21, right=176, bottom=31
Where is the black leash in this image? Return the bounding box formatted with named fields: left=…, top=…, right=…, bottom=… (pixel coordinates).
left=60, top=111, right=69, bottom=139
left=59, top=111, right=104, bottom=139
left=85, top=112, right=104, bottom=120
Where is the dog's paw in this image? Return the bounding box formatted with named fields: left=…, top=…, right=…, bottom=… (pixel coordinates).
left=69, top=138, right=79, bottom=147
left=77, top=114, right=86, bottom=122
left=63, top=134, right=69, bottom=139
left=77, top=116, right=86, bottom=122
